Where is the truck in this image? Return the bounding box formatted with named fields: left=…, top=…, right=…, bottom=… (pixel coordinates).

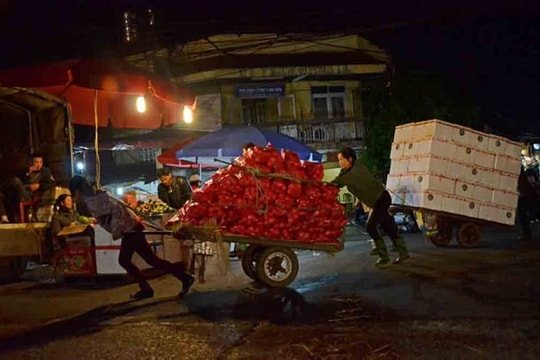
left=0, top=87, right=73, bottom=281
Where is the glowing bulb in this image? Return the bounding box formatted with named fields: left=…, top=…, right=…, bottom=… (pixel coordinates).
left=76, top=162, right=85, bottom=171
left=183, top=105, right=193, bottom=123
left=116, top=187, right=124, bottom=196
left=136, top=96, right=146, bottom=113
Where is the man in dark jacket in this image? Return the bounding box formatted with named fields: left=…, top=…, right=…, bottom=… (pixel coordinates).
left=157, top=170, right=192, bottom=210
left=3, top=153, right=56, bottom=221
left=517, top=167, right=536, bottom=240
left=18, top=153, right=55, bottom=201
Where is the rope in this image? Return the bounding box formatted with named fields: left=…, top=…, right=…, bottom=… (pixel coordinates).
left=383, top=184, right=437, bottom=235
left=384, top=186, right=411, bottom=207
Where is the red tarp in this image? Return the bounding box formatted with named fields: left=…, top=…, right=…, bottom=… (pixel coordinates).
left=156, top=137, right=216, bottom=169
left=0, top=59, right=196, bottom=129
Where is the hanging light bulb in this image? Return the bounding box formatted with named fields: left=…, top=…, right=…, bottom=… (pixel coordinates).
left=183, top=105, right=193, bottom=123
left=136, top=96, right=146, bottom=113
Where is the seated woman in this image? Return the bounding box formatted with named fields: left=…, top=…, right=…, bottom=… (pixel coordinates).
left=50, top=194, right=82, bottom=249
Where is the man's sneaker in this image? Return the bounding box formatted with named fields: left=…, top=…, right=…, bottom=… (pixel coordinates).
left=130, top=289, right=154, bottom=300
left=178, top=274, right=195, bottom=299
left=393, top=254, right=410, bottom=264
left=375, top=258, right=390, bottom=267
left=1, top=215, right=8, bottom=223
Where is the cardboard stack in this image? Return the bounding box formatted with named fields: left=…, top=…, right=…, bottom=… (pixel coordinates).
left=386, top=119, right=522, bottom=225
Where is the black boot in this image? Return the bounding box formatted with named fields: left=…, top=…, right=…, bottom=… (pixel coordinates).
left=177, top=272, right=195, bottom=299
left=372, top=237, right=390, bottom=267
left=391, top=235, right=410, bottom=264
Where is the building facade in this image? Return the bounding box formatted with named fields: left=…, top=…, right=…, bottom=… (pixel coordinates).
left=125, top=33, right=392, bottom=156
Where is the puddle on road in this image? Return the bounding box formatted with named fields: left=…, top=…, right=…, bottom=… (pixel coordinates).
left=294, top=274, right=338, bottom=294
left=185, top=280, right=383, bottom=326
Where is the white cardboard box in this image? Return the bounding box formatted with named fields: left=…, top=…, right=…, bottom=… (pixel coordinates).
left=385, top=174, right=401, bottom=192
left=411, top=120, right=454, bottom=141
left=389, top=119, right=522, bottom=224
left=488, top=136, right=508, bottom=155
left=474, top=150, right=496, bottom=169
left=491, top=189, right=519, bottom=208
left=499, top=174, right=518, bottom=192
left=399, top=173, right=456, bottom=195
left=408, top=155, right=448, bottom=175
left=393, top=191, right=443, bottom=211
left=390, top=142, right=404, bottom=160
left=402, top=138, right=457, bottom=158
left=478, top=203, right=516, bottom=226
left=389, top=158, right=409, bottom=175
left=393, top=123, right=415, bottom=143
left=442, top=195, right=480, bottom=218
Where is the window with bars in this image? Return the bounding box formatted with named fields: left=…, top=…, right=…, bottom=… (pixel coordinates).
left=311, top=86, right=347, bottom=119
left=139, top=148, right=159, bottom=162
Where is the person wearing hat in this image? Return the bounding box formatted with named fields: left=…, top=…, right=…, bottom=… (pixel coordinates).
left=189, top=174, right=202, bottom=191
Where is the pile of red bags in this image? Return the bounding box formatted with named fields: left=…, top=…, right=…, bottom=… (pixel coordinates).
left=170, top=145, right=348, bottom=244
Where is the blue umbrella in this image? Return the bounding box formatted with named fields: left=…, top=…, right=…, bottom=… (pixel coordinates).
left=176, top=126, right=322, bottom=162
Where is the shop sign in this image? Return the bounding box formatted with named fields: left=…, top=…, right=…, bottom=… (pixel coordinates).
left=235, top=84, right=285, bottom=98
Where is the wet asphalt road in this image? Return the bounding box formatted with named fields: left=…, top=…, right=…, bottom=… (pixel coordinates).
left=1, top=226, right=540, bottom=359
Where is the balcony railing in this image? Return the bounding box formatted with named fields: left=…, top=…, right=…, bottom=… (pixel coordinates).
left=259, top=117, right=365, bottom=149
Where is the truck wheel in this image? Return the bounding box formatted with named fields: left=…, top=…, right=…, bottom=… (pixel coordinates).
left=241, top=245, right=262, bottom=280
left=457, top=222, right=482, bottom=248
left=255, top=247, right=298, bottom=288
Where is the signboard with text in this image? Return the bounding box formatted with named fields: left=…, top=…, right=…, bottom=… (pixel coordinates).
left=235, top=84, right=285, bottom=98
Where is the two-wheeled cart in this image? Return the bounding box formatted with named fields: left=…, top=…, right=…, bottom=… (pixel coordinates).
left=174, top=225, right=344, bottom=287
left=390, top=205, right=512, bottom=248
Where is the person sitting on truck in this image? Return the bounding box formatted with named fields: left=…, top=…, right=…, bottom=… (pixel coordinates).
left=50, top=194, right=81, bottom=250
left=157, top=170, right=192, bottom=210
left=332, top=147, right=409, bottom=267
left=17, top=153, right=56, bottom=202
left=4, top=153, right=56, bottom=221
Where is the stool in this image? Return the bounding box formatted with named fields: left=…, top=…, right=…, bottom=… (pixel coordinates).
left=19, top=197, right=39, bottom=223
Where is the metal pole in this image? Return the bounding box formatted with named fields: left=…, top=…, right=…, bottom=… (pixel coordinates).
left=93, top=90, right=101, bottom=188
left=66, top=104, right=75, bottom=177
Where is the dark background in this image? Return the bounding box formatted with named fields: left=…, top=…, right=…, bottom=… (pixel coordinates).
left=1, top=0, right=539, bottom=134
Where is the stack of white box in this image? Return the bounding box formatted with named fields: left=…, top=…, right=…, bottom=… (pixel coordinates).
left=386, top=119, right=522, bottom=225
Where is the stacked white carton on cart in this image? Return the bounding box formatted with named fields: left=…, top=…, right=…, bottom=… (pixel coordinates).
left=385, top=119, right=522, bottom=226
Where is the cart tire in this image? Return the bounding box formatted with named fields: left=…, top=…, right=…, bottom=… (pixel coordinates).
left=426, top=218, right=453, bottom=247
left=457, top=222, right=482, bottom=248
left=241, top=245, right=261, bottom=280
left=255, top=247, right=298, bottom=288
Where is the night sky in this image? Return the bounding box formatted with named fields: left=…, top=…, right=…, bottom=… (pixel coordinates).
left=1, top=0, right=539, bottom=135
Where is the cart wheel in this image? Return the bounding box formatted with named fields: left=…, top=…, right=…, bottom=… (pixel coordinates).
left=426, top=218, right=453, bottom=247
left=255, top=247, right=299, bottom=288
left=457, top=222, right=482, bottom=248
left=241, top=245, right=262, bottom=280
